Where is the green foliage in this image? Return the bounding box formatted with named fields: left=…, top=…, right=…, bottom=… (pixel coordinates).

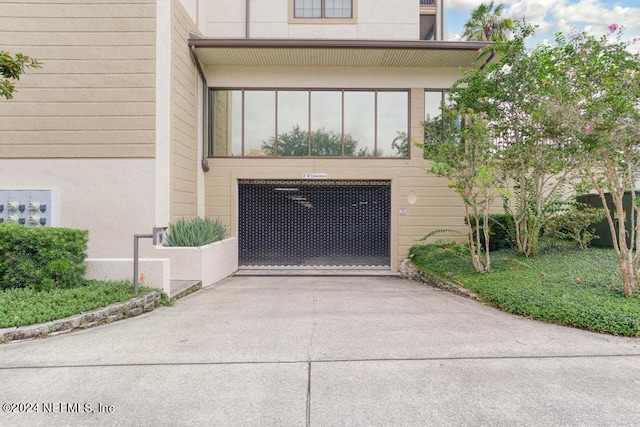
left=425, top=20, right=640, bottom=290
left=0, top=280, right=147, bottom=328
left=418, top=106, right=501, bottom=273
left=462, top=1, right=513, bottom=42
left=1, top=50, right=41, bottom=99
left=0, top=223, right=88, bottom=291
left=417, top=228, right=461, bottom=242
left=410, top=243, right=474, bottom=280
left=450, top=21, right=580, bottom=257
left=391, top=131, right=409, bottom=157
left=554, top=28, right=640, bottom=295
left=262, top=125, right=360, bottom=157
left=409, top=243, right=640, bottom=336
left=160, top=292, right=174, bottom=307
left=468, top=214, right=515, bottom=251
left=163, top=217, right=228, bottom=247
left=546, top=205, right=605, bottom=250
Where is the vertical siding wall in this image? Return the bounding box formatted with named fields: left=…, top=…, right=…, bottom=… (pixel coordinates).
left=170, top=0, right=198, bottom=219
left=0, top=0, right=156, bottom=158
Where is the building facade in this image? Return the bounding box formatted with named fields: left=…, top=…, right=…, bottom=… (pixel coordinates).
left=0, top=0, right=487, bottom=274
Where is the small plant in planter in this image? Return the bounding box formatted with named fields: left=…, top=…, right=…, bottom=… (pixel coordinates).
left=163, top=217, right=228, bottom=247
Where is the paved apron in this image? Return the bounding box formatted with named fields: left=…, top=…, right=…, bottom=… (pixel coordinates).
left=1, top=276, right=639, bottom=426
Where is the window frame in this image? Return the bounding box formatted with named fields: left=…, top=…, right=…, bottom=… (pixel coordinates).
left=424, top=89, right=447, bottom=139
left=208, top=88, right=410, bottom=159
left=289, top=0, right=358, bottom=24
left=424, top=89, right=459, bottom=158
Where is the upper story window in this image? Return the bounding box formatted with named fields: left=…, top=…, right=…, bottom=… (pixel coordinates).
left=295, top=0, right=353, bottom=19
left=209, top=88, right=409, bottom=158
left=289, top=0, right=357, bottom=23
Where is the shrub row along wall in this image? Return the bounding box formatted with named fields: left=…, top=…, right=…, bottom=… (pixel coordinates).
left=0, top=223, right=88, bottom=291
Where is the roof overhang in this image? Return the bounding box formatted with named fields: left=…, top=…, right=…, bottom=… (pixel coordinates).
left=188, top=38, right=494, bottom=68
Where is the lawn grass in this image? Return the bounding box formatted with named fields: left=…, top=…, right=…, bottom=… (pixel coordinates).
left=0, top=281, right=150, bottom=328
left=409, top=242, right=640, bottom=336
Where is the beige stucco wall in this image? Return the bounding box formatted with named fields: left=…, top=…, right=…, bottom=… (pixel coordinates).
left=203, top=66, right=467, bottom=269
left=170, top=0, right=199, bottom=220
left=0, top=159, right=156, bottom=258
left=196, top=0, right=420, bottom=40
left=0, top=0, right=156, bottom=158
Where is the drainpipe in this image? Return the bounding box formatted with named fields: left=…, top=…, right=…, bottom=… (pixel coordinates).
left=439, top=0, right=444, bottom=41
left=190, top=45, right=210, bottom=172
left=245, top=0, right=250, bottom=38
left=479, top=49, right=496, bottom=70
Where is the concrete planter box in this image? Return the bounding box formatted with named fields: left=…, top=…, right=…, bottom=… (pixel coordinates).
left=155, top=237, right=238, bottom=287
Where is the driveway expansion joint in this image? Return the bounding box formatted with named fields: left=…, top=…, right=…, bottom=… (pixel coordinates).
left=2, top=353, right=639, bottom=371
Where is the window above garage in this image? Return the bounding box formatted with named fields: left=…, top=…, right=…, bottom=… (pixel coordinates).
left=289, top=0, right=357, bottom=24
left=209, top=88, right=409, bottom=158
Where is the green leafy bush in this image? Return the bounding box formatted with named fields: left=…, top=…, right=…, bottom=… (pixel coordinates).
left=0, top=224, right=88, bottom=291
left=163, top=217, right=228, bottom=247
left=467, top=214, right=516, bottom=251
left=545, top=205, right=605, bottom=249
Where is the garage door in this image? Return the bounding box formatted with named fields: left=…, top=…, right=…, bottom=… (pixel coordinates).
left=238, top=180, right=390, bottom=268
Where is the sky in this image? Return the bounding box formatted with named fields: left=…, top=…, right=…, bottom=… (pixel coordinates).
left=445, top=0, right=640, bottom=46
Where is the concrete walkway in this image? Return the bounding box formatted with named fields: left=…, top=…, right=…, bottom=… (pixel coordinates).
left=1, top=276, right=639, bottom=426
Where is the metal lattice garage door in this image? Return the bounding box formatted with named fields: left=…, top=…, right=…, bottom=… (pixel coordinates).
left=238, top=180, right=390, bottom=268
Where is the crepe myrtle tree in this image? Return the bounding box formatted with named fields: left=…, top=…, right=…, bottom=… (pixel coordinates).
left=0, top=51, right=40, bottom=99
left=451, top=22, right=579, bottom=257
left=557, top=26, right=640, bottom=295
left=418, top=106, right=502, bottom=273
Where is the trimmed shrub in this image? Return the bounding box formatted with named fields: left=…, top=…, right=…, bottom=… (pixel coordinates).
left=163, top=217, right=228, bottom=247
left=545, top=206, right=605, bottom=249
left=467, top=214, right=516, bottom=251
left=0, top=223, right=88, bottom=291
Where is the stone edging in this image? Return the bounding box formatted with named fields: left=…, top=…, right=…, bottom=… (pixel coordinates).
left=400, top=259, right=479, bottom=300
left=0, top=290, right=162, bottom=344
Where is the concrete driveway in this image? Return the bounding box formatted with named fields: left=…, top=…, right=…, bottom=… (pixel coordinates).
left=1, top=275, right=639, bottom=426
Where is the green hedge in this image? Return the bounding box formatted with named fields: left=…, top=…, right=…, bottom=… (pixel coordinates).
left=467, top=214, right=516, bottom=251
left=0, top=223, right=88, bottom=291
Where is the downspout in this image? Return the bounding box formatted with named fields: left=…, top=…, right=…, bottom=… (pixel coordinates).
left=245, top=0, right=250, bottom=38
left=439, top=0, right=444, bottom=40
left=479, top=49, right=496, bottom=70
left=190, top=45, right=210, bottom=172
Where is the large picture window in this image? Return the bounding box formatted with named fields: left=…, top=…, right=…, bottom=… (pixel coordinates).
left=209, top=89, right=409, bottom=158
left=294, top=0, right=353, bottom=19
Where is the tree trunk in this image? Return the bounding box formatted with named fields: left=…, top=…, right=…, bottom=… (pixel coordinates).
left=465, top=203, right=488, bottom=274
left=483, top=199, right=491, bottom=272
left=618, top=255, right=637, bottom=296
